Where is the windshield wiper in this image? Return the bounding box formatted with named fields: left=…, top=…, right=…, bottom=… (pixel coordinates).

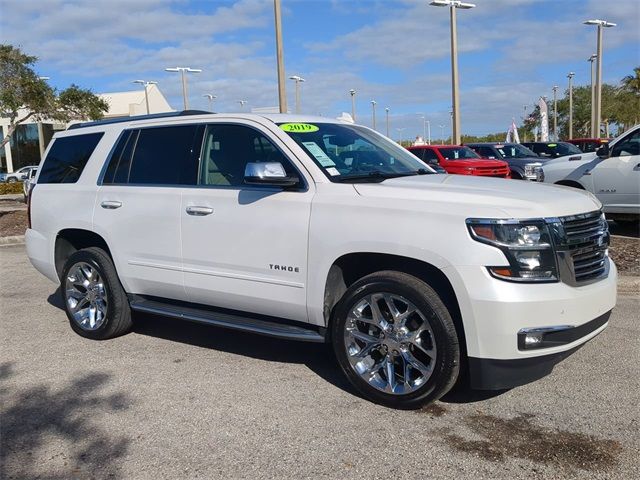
left=334, top=170, right=422, bottom=183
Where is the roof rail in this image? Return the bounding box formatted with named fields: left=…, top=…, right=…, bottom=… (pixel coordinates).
left=67, top=110, right=212, bottom=130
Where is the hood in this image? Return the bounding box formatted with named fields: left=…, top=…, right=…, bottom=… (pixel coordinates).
left=501, top=156, right=551, bottom=166
left=444, top=159, right=507, bottom=168
left=353, top=174, right=601, bottom=219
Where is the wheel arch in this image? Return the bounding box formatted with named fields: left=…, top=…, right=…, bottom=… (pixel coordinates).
left=55, top=229, right=113, bottom=280
left=323, top=252, right=466, bottom=352
left=555, top=179, right=585, bottom=189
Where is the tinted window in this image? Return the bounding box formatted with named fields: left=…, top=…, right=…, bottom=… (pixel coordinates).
left=103, top=130, right=134, bottom=184
left=438, top=147, right=480, bottom=160
left=475, top=146, right=497, bottom=158
left=200, top=124, right=296, bottom=187
left=38, top=132, right=104, bottom=184
left=423, top=149, right=439, bottom=163
left=611, top=130, right=640, bottom=157
left=127, top=125, right=200, bottom=185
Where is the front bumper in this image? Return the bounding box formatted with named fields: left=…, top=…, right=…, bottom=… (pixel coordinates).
left=468, top=310, right=610, bottom=389
left=443, top=260, right=617, bottom=388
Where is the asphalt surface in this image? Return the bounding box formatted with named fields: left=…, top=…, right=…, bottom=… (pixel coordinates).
left=1, top=244, right=638, bottom=479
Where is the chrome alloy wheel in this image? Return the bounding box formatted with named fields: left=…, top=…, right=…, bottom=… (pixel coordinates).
left=65, top=262, right=108, bottom=331
left=344, top=293, right=437, bottom=395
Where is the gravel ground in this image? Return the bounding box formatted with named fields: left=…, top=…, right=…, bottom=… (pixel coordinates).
left=1, top=244, right=639, bottom=480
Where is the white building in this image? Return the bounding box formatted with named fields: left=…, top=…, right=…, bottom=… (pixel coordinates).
left=1, top=86, right=173, bottom=174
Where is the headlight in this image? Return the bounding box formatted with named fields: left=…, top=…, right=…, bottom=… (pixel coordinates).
left=467, top=219, right=558, bottom=282
left=524, top=163, right=544, bottom=181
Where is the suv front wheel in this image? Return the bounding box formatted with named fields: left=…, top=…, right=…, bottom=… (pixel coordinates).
left=61, top=247, right=132, bottom=340
left=331, top=271, right=460, bottom=409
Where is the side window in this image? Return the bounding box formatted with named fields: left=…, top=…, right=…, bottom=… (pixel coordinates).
left=200, top=124, right=296, bottom=187
left=611, top=130, right=640, bottom=157
left=103, top=130, right=137, bottom=184
left=38, top=132, right=104, bottom=184
left=477, top=147, right=495, bottom=158
left=423, top=149, right=439, bottom=163
left=127, top=125, right=200, bottom=185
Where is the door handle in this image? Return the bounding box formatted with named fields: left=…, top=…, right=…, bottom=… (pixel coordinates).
left=186, top=206, right=214, bottom=216
left=100, top=200, right=122, bottom=209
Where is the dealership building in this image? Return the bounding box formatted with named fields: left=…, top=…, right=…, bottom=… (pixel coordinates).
left=0, top=85, right=172, bottom=174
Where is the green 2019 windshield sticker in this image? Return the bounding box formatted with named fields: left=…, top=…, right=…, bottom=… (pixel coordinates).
left=280, top=123, right=319, bottom=133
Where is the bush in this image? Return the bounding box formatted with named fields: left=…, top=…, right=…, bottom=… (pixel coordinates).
left=0, top=182, right=24, bottom=195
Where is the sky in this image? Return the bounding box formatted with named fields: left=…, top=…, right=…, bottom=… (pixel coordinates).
left=1, top=0, right=639, bottom=139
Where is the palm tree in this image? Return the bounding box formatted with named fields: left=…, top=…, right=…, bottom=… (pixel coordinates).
left=621, top=67, right=640, bottom=95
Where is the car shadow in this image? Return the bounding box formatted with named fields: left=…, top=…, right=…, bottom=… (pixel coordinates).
left=609, top=220, right=639, bottom=238
left=46, top=288, right=510, bottom=406
left=0, top=361, right=131, bottom=479
left=131, top=311, right=358, bottom=398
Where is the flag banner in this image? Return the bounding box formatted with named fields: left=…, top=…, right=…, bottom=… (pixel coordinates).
left=539, top=97, right=549, bottom=142
left=506, top=119, right=520, bottom=143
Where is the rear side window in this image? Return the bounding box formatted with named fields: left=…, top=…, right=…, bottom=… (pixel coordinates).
left=128, top=125, right=200, bottom=185
left=38, top=132, right=104, bottom=184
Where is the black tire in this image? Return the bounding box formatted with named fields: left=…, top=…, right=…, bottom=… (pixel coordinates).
left=7, top=177, right=16, bottom=183
left=60, top=247, right=132, bottom=340
left=331, top=271, right=460, bottom=409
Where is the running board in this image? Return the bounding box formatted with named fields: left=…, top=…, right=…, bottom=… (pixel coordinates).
left=128, top=295, right=326, bottom=343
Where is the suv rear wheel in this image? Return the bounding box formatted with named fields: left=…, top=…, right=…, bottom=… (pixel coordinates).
left=61, top=247, right=132, bottom=340
left=331, top=271, right=460, bottom=409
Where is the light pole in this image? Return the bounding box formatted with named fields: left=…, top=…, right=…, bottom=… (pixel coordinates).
left=274, top=0, right=287, bottom=113
left=385, top=107, right=390, bottom=137
left=288, top=75, right=305, bottom=114
left=584, top=19, right=616, bottom=139
left=371, top=100, right=377, bottom=130
left=426, top=119, right=431, bottom=144
left=449, top=110, right=454, bottom=144
left=552, top=85, right=558, bottom=141
left=203, top=93, right=217, bottom=111
left=349, top=89, right=356, bottom=121
left=438, top=124, right=445, bottom=143
left=396, top=127, right=406, bottom=143
left=588, top=54, right=597, bottom=137
left=133, top=80, right=157, bottom=115
left=567, top=72, right=575, bottom=140
left=238, top=100, right=248, bottom=110
left=165, top=67, right=202, bottom=110
left=429, top=0, right=476, bottom=145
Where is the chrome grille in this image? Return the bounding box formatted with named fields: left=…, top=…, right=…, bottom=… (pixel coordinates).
left=555, top=211, right=609, bottom=285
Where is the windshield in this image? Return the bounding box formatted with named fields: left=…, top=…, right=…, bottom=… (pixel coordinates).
left=278, top=122, right=434, bottom=181
left=438, top=146, right=480, bottom=160
left=554, top=143, right=582, bottom=156
left=496, top=144, right=538, bottom=158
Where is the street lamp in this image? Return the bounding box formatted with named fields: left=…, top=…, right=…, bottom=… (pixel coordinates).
left=288, top=75, right=305, bottom=114
left=588, top=54, right=597, bottom=137
left=349, top=89, right=356, bottom=121
left=552, top=85, right=559, bottom=141
left=438, top=124, right=445, bottom=143
left=203, top=93, right=217, bottom=111
left=238, top=100, right=248, bottom=110
left=396, top=127, right=406, bottom=143
left=274, top=0, right=287, bottom=113
left=133, top=80, right=158, bottom=115
left=385, top=107, right=390, bottom=137
left=567, top=72, right=575, bottom=139
left=165, top=67, right=202, bottom=110
left=584, top=19, right=616, bottom=139
left=429, top=0, right=476, bottom=145
left=371, top=100, right=377, bottom=130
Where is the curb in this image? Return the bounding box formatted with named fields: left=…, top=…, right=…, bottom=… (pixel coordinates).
left=0, top=235, right=25, bottom=246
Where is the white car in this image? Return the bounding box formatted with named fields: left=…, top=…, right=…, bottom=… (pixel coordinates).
left=26, top=112, right=616, bottom=409
left=542, top=125, right=640, bottom=222
left=0, top=165, right=39, bottom=183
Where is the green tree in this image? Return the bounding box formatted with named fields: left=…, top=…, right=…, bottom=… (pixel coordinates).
left=0, top=44, right=108, bottom=148
left=621, top=66, right=640, bottom=95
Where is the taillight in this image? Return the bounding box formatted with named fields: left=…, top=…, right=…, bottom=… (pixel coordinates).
left=27, top=185, right=33, bottom=229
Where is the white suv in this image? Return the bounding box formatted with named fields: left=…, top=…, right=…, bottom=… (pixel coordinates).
left=542, top=125, right=640, bottom=223
left=26, top=112, right=617, bottom=408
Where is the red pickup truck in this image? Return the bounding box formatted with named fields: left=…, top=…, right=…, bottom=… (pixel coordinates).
left=407, top=145, right=511, bottom=178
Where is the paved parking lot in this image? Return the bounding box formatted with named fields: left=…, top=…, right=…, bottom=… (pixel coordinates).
left=1, top=243, right=638, bottom=479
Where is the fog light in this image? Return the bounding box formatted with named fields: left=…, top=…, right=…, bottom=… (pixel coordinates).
left=515, top=251, right=542, bottom=269
left=524, top=333, right=544, bottom=346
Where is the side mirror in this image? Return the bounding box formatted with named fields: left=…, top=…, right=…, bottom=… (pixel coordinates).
left=244, top=162, right=299, bottom=187
left=596, top=143, right=610, bottom=159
